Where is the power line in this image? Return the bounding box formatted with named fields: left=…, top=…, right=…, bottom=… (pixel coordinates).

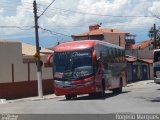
left=38, top=0, right=56, bottom=19
left=0, top=26, right=34, bottom=30
left=39, top=26, right=71, bottom=37
left=47, top=7, right=154, bottom=18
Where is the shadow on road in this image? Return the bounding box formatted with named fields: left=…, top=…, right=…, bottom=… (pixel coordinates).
left=138, top=96, right=160, bottom=103
left=150, top=97, right=160, bottom=102
left=59, top=91, right=131, bottom=101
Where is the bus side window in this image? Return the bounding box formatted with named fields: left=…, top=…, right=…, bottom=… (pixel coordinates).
left=108, top=47, right=111, bottom=62
left=112, top=48, right=116, bottom=62
left=100, top=51, right=102, bottom=59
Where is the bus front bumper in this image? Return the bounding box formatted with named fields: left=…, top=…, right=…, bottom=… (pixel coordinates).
left=54, top=83, right=96, bottom=96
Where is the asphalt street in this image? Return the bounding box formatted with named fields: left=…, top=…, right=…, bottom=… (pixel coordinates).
left=0, top=80, right=160, bottom=114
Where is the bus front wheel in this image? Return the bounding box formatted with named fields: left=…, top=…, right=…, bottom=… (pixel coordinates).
left=65, top=95, right=77, bottom=100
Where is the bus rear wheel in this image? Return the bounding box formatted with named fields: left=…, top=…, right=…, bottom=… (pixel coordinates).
left=101, top=79, right=106, bottom=98
left=112, top=80, right=122, bottom=94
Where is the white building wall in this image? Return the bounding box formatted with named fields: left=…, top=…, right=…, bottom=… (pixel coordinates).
left=0, top=41, right=22, bottom=83
left=29, top=56, right=53, bottom=81
left=30, top=63, right=37, bottom=81
left=0, top=41, right=53, bottom=83
left=0, top=63, right=12, bottom=83
left=14, top=63, right=28, bottom=82
left=41, top=56, right=53, bottom=80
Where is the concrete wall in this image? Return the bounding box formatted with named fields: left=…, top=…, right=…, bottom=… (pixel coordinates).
left=0, top=41, right=54, bottom=99
left=104, top=33, right=126, bottom=48
left=0, top=42, right=53, bottom=83
left=0, top=41, right=22, bottom=83
left=126, top=46, right=153, bottom=59
left=150, top=64, right=154, bottom=80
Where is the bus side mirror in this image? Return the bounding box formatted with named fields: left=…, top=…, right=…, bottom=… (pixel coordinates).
left=45, top=54, right=53, bottom=67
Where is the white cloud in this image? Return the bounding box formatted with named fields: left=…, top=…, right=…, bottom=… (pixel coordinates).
left=0, top=8, right=4, bottom=14
left=0, top=0, right=160, bottom=44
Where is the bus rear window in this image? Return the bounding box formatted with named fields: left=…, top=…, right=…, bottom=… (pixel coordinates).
left=154, top=52, right=160, bottom=62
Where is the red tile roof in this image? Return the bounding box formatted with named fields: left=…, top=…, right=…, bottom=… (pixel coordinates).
left=126, top=57, right=137, bottom=62
left=126, top=55, right=153, bottom=64
left=73, top=28, right=129, bottom=37
left=132, top=40, right=153, bottom=49
left=126, top=56, right=153, bottom=64
left=126, top=33, right=136, bottom=36
left=139, top=59, right=153, bottom=64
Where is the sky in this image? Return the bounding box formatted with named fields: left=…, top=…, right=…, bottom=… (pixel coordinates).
left=0, top=0, right=160, bottom=48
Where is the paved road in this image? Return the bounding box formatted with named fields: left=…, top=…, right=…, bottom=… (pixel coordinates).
left=0, top=80, right=160, bottom=114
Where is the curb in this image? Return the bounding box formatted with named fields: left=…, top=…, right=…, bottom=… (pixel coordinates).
left=0, top=99, right=7, bottom=104
left=2, top=94, right=59, bottom=104
left=126, top=80, right=154, bottom=87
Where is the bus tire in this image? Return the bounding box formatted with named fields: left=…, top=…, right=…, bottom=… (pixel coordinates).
left=89, top=93, right=95, bottom=98
left=65, top=95, right=72, bottom=100
left=112, top=79, right=123, bottom=94
left=101, top=79, right=105, bottom=98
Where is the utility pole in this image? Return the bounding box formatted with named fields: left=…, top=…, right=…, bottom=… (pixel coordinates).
left=119, top=35, right=121, bottom=46
left=33, top=0, right=43, bottom=98
left=154, top=24, right=157, bottom=49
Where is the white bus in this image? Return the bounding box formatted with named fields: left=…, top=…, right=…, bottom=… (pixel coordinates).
left=153, top=49, right=160, bottom=84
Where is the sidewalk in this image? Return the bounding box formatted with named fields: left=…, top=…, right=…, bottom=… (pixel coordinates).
left=0, top=94, right=58, bottom=104
left=126, top=80, right=154, bottom=88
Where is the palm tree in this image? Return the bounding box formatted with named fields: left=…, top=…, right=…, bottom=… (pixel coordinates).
left=148, top=27, right=154, bottom=40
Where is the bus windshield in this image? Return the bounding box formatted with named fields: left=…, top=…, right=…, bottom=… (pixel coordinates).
left=53, top=49, right=94, bottom=81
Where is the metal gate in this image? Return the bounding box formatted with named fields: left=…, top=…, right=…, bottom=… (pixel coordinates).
left=141, top=65, right=148, bottom=80
left=132, top=64, right=148, bottom=81
left=132, top=65, right=138, bottom=82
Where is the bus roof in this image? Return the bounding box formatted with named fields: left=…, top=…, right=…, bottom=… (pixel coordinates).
left=53, top=40, right=123, bottom=52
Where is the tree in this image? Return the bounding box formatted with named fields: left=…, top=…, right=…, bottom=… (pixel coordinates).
left=148, top=26, right=160, bottom=40
left=148, top=26, right=160, bottom=48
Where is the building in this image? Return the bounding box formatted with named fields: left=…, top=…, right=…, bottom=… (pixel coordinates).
left=126, top=40, right=154, bottom=58
left=0, top=41, right=54, bottom=99
left=72, top=24, right=135, bottom=49
left=126, top=40, right=154, bottom=82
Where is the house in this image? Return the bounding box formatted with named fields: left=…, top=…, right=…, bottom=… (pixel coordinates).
left=126, top=40, right=154, bottom=82
left=72, top=24, right=135, bottom=49
left=126, top=40, right=154, bottom=59
left=0, top=41, right=54, bottom=99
